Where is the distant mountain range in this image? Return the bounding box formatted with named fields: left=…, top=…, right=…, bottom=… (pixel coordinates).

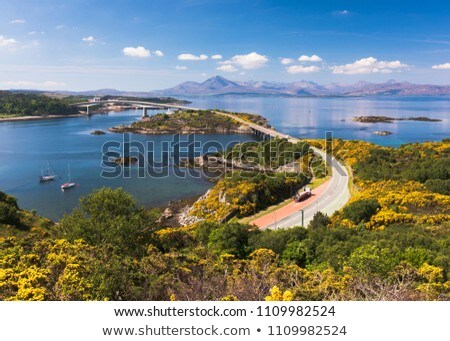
left=9, top=75, right=450, bottom=98
left=154, top=75, right=450, bottom=97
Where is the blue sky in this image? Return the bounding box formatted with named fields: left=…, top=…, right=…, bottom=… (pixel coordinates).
left=1, top=0, right=450, bottom=90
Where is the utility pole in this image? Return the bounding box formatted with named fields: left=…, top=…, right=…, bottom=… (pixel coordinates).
left=300, top=209, right=304, bottom=227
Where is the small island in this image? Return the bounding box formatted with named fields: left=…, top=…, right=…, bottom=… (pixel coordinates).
left=109, top=110, right=267, bottom=135
left=353, top=115, right=442, bottom=123
left=91, top=130, right=106, bottom=135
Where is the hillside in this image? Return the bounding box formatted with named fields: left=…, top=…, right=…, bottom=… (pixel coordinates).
left=1, top=139, right=449, bottom=301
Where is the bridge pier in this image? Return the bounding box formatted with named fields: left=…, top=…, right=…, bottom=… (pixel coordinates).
left=142, top=107, right=148, bottom=118
left=86, top=106, right=90, bottom=116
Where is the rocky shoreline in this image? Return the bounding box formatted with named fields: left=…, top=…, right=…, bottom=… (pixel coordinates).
left=0, top=113, right=85, bottom=123
left=109, top=124, right=253, bottom=135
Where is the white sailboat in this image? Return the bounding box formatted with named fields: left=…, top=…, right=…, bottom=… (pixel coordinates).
left=61, top=164, right=76, bottom=191
left=39, top=162, right=56, bottom=182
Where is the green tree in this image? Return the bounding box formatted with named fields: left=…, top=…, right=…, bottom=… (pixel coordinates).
left=342, top=198, right=380, bottom=224
left=208, top=223, right=250, bottom=258
left=59, top=188, right=157, bottom=256
left=308, top=212, right=331, bottom=230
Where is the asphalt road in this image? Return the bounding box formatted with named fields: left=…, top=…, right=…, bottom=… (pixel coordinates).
left=216, top=111, right=351, bottom=229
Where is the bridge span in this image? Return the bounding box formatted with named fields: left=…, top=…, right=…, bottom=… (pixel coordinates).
left=72, top=99, right=195, bottom=117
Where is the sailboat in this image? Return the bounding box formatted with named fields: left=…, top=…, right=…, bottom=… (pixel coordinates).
left=39, top=162, right=56, bottom=182
left=61, top=164, right=76, bottom=191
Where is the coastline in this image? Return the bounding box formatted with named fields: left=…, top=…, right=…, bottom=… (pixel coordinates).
left=0, top=113, right=85, bottom=123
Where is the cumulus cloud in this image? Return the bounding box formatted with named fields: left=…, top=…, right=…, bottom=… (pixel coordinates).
left=178, top=53, right=208, bottom=61
left=10, top=19, right=25, bottom=24
left=0, top=80, right=65, bottom=88
left=298, top=55, right=322, bottom=62
left=217, top=64, right=238, bottom=72
left=176, top=65, right=188, bottom=70
left=123, top=46, right=150, bottom=58
left=280, top=57, right=294, bottom=65
left=154, top=50, right=164, bottom=57
left=0, top=35, right=16, bottom=47
left=219, top=52, right=268, bottom=70
left=432, top=63, right=450, bottom=70
left=286, top=65, right=320, bottom=74
left=211, top=54, right=223, bottom=60
left=82, top=36, right=96, bottom=45
left=331, top=57, right=409, bottom=74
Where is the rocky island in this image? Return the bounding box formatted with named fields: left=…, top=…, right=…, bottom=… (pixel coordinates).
left=91, top=130, right=106, bottom=135
left=113, top=156, right=139, bottom=165
left=109, top=109, right=269, bottom=135
left=353, top=115, right=442, bottom=123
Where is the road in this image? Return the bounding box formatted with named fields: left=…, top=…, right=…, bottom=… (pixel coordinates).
left=216, top=111, right=351, bottom=229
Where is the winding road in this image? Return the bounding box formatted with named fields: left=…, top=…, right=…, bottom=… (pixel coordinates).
left=215, top=111, right=351, bottom=229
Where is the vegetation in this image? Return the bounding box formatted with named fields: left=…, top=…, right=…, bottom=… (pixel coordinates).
left=1, top=138, right=449, bottom=301
left=109, top=110, right=251, bottom=134
left=0, top=91, right=79, bottom=117
left=353, top=116, right=442, bottom=123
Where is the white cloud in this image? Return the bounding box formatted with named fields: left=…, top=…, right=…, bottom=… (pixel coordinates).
left=211, top=54, right=223, bottom=60
left=432, top=63, right=450, bottom=70
left=334, top=10, right=350, bottom=15
left=298, top=55, right=322, bottom=62
left=0, top=80, right=65, bottom=89
left=220, top=52, right=268, bottom=70
left=28, top=31, right=45, bottom=35
left=154, top=50, right=164, bottom=57
left=217, top=64, right=238, bottom=73
left=201, top=72, right=208, bottom=77
left=176, top=65, right=188, bottom=70
left=286, top=65, right=320, bottom=74
left=177, top=53, right=208, bottom=61
left=280, top=57, right=294, bottom=65
left=55, top=25, right=65, bottom=30
left=0, top=35, right=16, bottom=47
left=82, top=36, right=96, bottom=45
left=10, top=19, right=25, bottom=24
left=331, top=57, right=409, bottom=74
left=123, top=46, right=150, bottom=58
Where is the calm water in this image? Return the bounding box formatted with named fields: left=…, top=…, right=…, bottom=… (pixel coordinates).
left=0, top=109, right=257, bottom=220
left=190, top=96, right=450, bottom=147
left=0, top=96, right=449, bottom=220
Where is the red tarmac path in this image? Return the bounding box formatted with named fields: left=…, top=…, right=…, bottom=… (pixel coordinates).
left=249, top=178, right=332, bottom=229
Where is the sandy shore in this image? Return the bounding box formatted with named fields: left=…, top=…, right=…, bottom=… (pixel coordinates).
left=0, top=113, right=86, bottom=123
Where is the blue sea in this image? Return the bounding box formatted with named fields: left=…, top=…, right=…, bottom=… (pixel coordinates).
left=0, top=96, right=448, bottom=219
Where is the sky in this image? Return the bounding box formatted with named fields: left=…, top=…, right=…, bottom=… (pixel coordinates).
left=0, top=0, right=450, bottom=91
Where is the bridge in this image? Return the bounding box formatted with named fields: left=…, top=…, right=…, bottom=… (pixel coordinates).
left=72, top=99, right=195, bottom=117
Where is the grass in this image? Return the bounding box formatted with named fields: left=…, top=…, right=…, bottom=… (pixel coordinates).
left=239, top=174, right=332, bottom=225
left=0, top=114, right=20, bottom=119
left=239, top=197, right=295, bottom=224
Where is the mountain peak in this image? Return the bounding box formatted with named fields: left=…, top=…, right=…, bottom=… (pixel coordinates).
left=201, top=75, right=238, bottom=87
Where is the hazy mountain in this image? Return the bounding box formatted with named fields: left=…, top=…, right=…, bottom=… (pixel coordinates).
left=156, top=76, right=450, bottom=97
left=12, top=76, right=450, bottom=98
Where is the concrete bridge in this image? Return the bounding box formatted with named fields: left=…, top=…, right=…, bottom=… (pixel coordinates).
left=72, top=99, right=195, bottom=117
